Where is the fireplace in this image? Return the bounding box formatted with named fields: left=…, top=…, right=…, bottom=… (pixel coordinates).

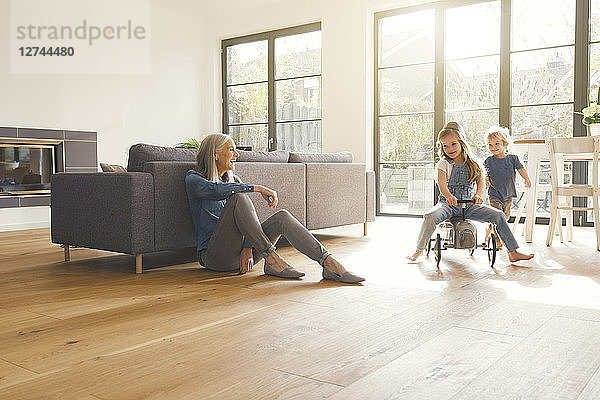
left=0, top=127, right=98, bottom=210
left=0, top=142, right=56, bottom=195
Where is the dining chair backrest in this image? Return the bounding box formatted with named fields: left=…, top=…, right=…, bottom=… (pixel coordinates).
left=545, top=136, right=600, bottom=250
left=547, top=136, right=600, bottom=155
left=546, top=136, right=600, bottom=190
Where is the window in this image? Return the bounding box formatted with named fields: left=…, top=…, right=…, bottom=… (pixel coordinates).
left=222, top=23, right=321, bottom=152
left=510, top=0, right=575, bottom=140
left=377, top=10, right=435, bottom=215
left=375, top=0, right=593, bottom=217
left=591, top=0, right=600, bottom=100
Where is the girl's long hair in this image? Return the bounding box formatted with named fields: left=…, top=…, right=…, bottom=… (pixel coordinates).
left=196, top=133, right=234, bottom=182
left=438, top=121, right=481, bottom=183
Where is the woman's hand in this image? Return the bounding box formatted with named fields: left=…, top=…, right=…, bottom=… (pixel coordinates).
left=446, top=194, right=458, bottom=206
left=255, top=185, right=278, bottom=208
left=239, top=247, right=254, bottom=273
left=472, top=194, right=483, bottom=205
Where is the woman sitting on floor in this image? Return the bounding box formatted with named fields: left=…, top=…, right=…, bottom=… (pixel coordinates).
left=185, top=133, right=364, bottom=284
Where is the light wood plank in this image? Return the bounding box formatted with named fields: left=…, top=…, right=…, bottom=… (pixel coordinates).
left=326, top=327, right=519, bottom=400
left=457, top=299, right=559, bottom=337
left=278, top=287, right=506, bottom=386
left=451, top=317, right=600, bottom=399
left=578, top=365, right=600, bottom=400
left=0, top=358, right=38, bottom=389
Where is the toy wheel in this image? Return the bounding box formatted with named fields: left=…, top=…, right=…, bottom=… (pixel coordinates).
left=433, top=233, right=442, bottom=269
left=487, top=233, right=497, bottom=268
left=426, top=237, right=432, bottom=256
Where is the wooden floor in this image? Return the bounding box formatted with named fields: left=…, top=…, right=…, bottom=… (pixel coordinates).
left=1, top=217, right=600, bottom=399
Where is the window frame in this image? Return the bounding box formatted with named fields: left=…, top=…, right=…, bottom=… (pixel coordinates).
left=221, top=22, right=322, bottom=151
left=374, top=0, right=592, bottom=223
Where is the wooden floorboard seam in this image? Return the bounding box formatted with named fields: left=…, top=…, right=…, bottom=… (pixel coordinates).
left=578, top=364, right=600, bottom=400
left=452, top=324, right=531, bottom=338
left=270, top=368, right=346, bottom=388
left=103, top=304, right=279, bottom=357
left=0, top=365, right=70, bottom=391
left=0, top=356, right=39, bottom=374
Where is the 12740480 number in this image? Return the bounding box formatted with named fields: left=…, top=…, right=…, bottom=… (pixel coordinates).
left=19, top=47, right=75, bottom=56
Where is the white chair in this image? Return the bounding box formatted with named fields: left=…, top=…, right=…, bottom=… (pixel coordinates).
left=545, top=136, right=600, bottom=250
left=510, top=141, right=555, bottom=237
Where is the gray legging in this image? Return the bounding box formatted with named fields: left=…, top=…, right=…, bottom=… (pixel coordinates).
left=199, top=193, right=331, bottom=272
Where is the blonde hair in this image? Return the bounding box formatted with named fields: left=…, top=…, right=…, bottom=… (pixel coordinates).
left=486, top=125, right=512, bottom=152
left=196, top=133, right=234, bottom=182
left=438, top=121, right=481, bottom=183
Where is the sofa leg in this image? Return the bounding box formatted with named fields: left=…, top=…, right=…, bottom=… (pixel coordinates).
left=64, top=245, right=70, bottom=261
left=136, top=254, right=142, bottom=274
left=363, top=222, right=367, bottom=236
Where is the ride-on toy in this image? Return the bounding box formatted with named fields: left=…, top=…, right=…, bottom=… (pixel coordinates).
left=426, top=199, right=498, bottom=269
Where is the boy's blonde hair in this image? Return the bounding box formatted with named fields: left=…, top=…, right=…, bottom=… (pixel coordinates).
left=438, top=121, right=482, bottom=183
left=486, top=126, right=512, bottom=150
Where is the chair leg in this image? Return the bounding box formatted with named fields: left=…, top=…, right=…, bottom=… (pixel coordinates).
left=136, top=254, right=143, bottom=274
left=547, top=202, right=558, bottom=246
left=363, top=222, right=367, bottom=236
left=512, top=193, right=526, bottom=234
left=556, top=209, right=564, bottom=243
left=566, top=197, right=573, bottom=242
left=64, top=245, right=70, bottom=261
left=593, top=195, right=600, bottom=251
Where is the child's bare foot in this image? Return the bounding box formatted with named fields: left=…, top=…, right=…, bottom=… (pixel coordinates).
left=407, top=249, right=423, bottom=261
left=508, top=250, right=534, bottom=262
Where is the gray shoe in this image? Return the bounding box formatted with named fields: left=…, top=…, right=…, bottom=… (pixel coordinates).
left=264, top=262, right=305, bottom=279
left=322, top=268, right=365, bottom=284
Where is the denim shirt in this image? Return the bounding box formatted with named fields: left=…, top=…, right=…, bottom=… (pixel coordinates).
left=439, top=163, right=476, bottom=203
left=185, top=170, right=254, bottom=252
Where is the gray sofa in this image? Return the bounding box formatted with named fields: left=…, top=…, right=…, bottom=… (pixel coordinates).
left=51, top=144, right=375, bottom=273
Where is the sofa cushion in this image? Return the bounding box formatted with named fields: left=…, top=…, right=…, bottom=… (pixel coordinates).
left=289, top=151, right=353, bottom=163
left=236, top=149, right=289, bottom=163
left=127, top=143, right=198, bottom=172
left=100, top=162, right=127, bottom=173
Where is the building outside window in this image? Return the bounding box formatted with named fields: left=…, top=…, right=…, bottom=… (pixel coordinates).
left=222, top=23, right=321, bottom=152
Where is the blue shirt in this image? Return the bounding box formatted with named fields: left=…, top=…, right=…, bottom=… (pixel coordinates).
left=484, top=154, right=524, bottom=201
left=185, top=170, right=254, bottom=252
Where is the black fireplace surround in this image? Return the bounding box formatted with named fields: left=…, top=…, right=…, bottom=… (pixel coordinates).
left=0, top=126, right=97, bottom=209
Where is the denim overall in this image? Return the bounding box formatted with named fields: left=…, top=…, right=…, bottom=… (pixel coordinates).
left=439, top=163, right=475, bottom=203
left=416, top=161, right=519, bottom=251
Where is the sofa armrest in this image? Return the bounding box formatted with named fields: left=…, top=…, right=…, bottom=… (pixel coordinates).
left=305, top=163, right=366, bottom=230
left=143, top=161, right=197, bottom=251
left=51, top=172, right=155, bottom=254
left=366, top=170, right=375, bottom=222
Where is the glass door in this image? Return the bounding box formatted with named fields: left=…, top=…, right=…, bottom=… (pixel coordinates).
left=376, top=10, right=435, bottom=215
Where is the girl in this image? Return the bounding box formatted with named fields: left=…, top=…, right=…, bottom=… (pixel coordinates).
left=484, top=126, right=531, bottom=248
left=407, top=122, right=533, bottom=262
left=185, top=133, right=365, bottom=283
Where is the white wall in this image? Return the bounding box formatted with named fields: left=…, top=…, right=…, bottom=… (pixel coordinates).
left=0, top=0, right=206, bottom=231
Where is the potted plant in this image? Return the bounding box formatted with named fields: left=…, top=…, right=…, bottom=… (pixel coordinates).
left=582, top=87, right=600, bottom=136
left=175, top=138, right=200, bottom=148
